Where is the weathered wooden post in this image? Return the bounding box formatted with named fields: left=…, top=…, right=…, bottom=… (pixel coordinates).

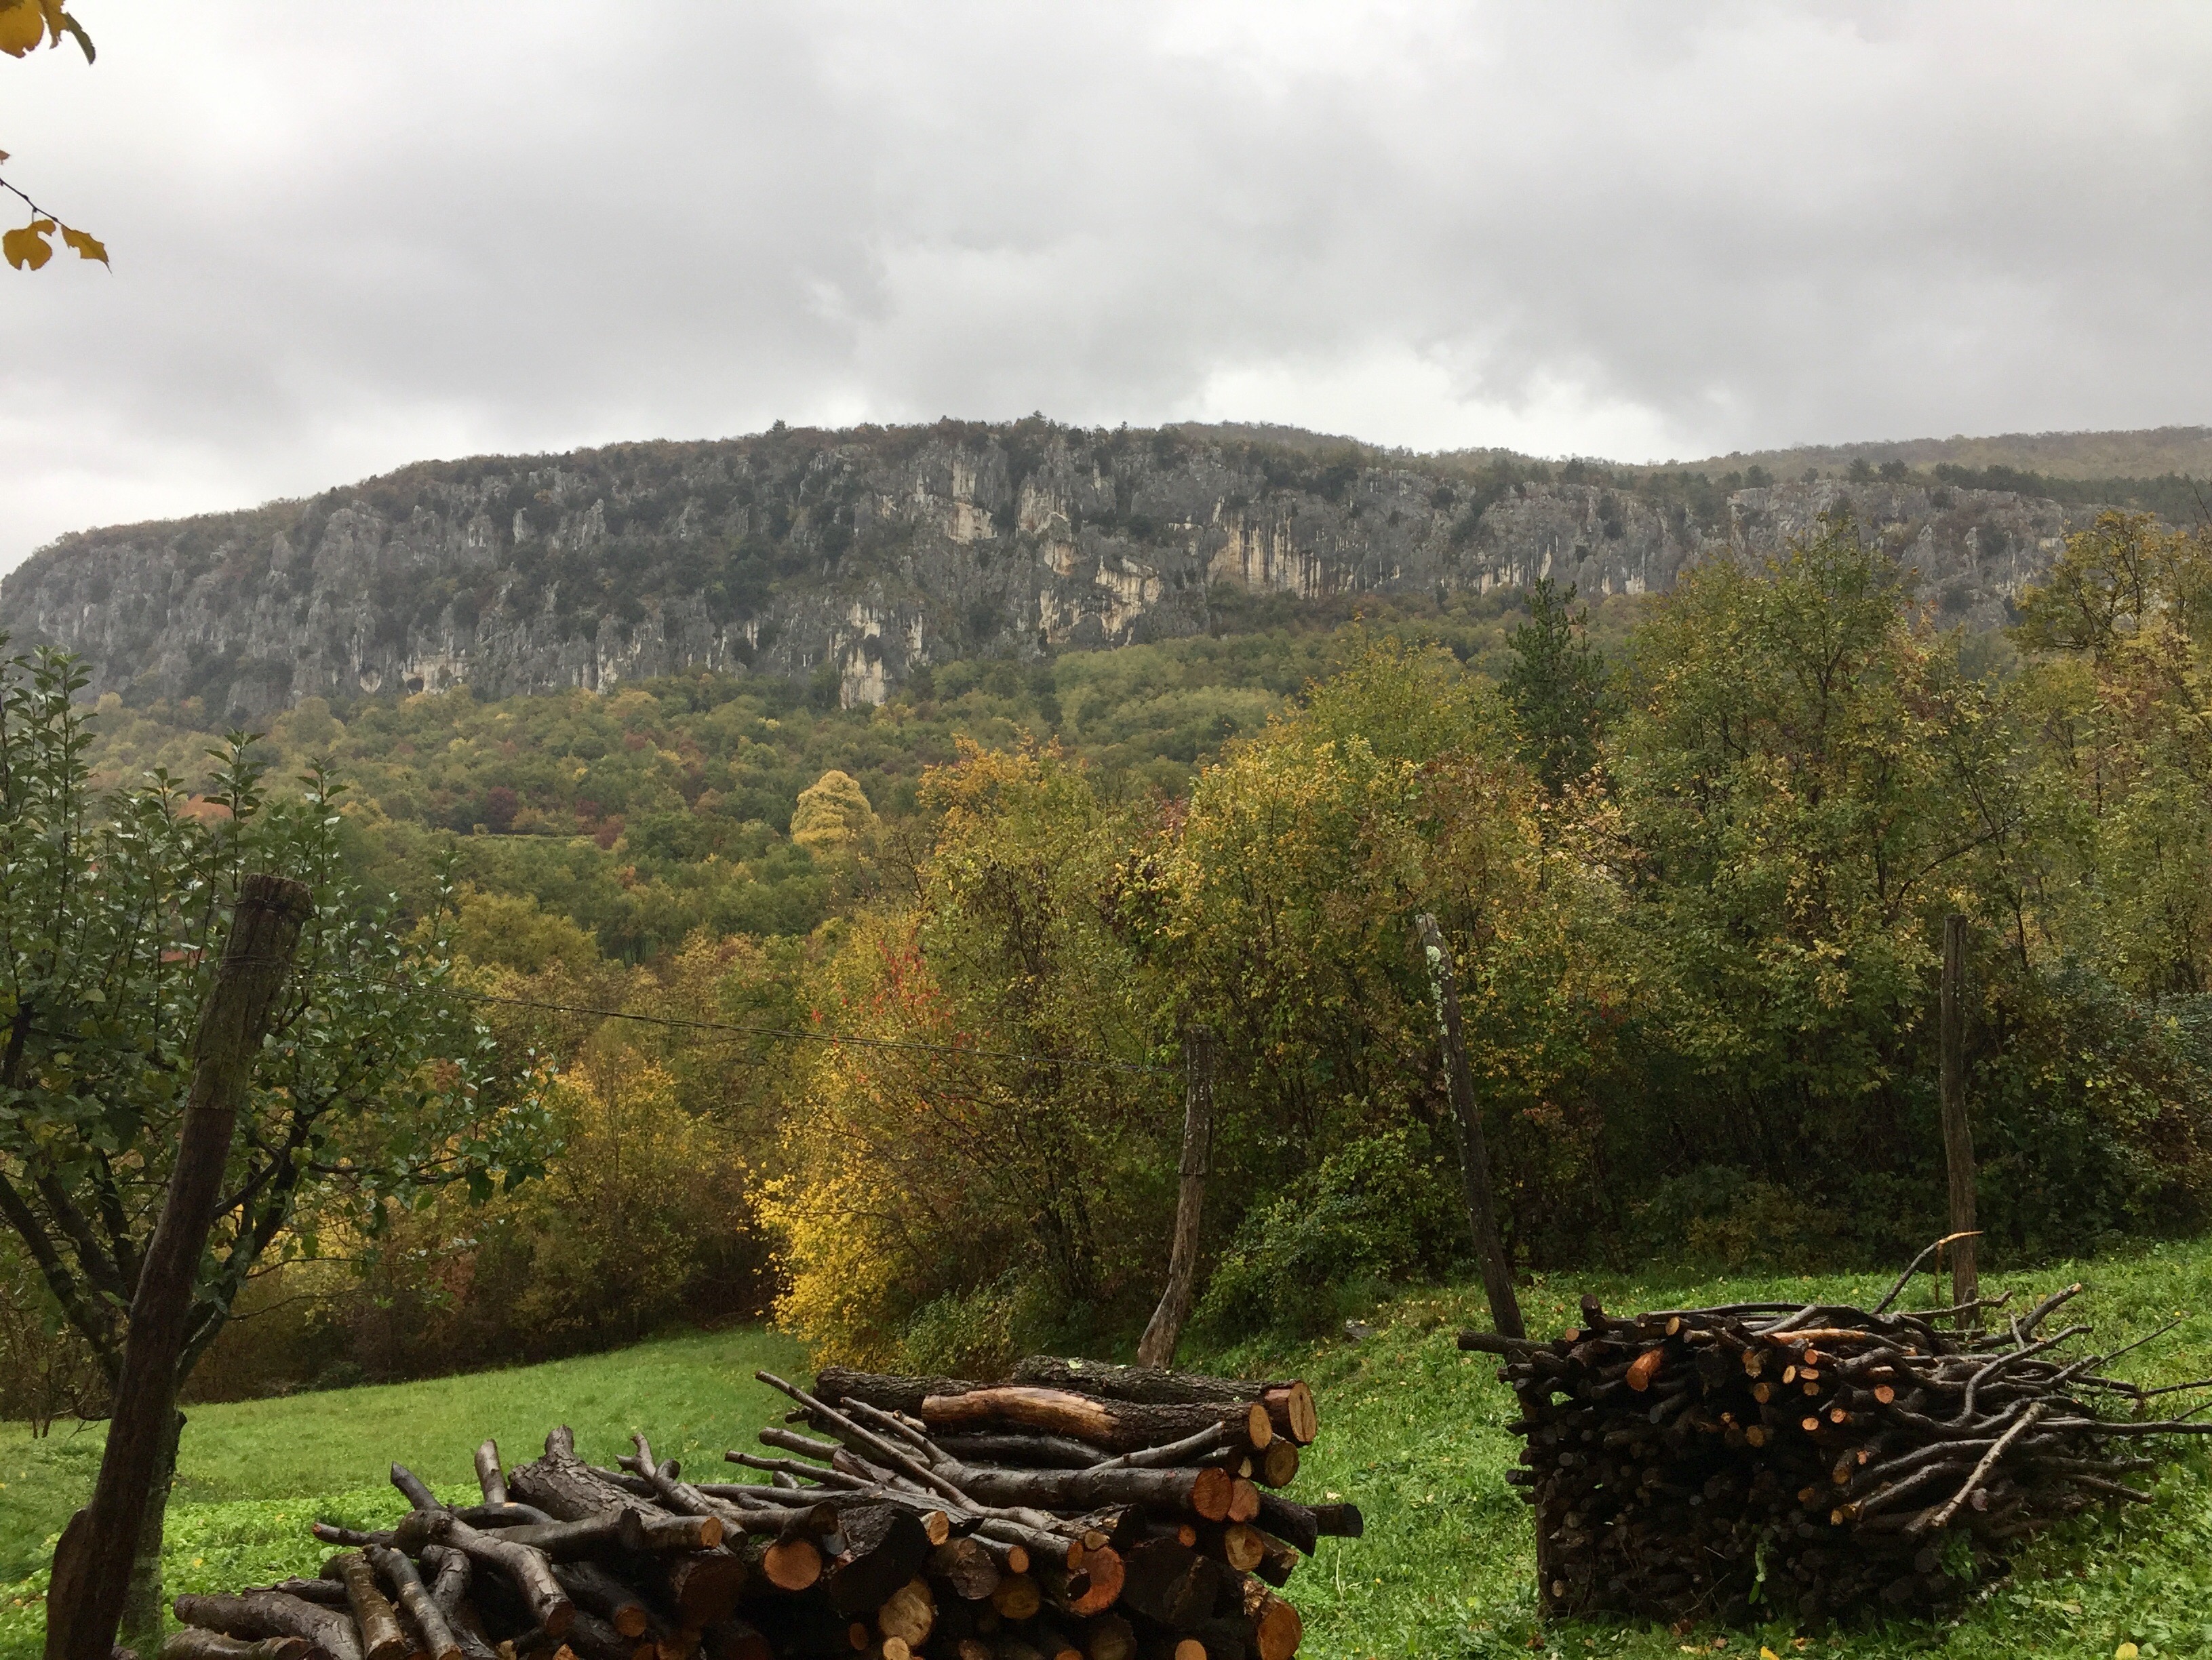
left=1939, top=913, right=1979, bottom=1317
left=1138, top=1026, right=1217, bottom=1368
left=1417, top=913, right=1524, bottom=1340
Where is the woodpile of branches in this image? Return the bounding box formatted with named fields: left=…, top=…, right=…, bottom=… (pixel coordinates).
left=1461, top=1256, right=2212, bottom=1625
left=160, top=1358, right=1359, bottom=1660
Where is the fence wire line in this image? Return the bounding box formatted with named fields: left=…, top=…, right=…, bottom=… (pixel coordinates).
left=311, top=962, right=1172, bottom=1076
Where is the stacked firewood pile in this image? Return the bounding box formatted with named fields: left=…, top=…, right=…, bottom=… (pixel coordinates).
left=161, top=1359, right=1358, bottom=1660
left=1462, top=1266, right=2212, bottom=1625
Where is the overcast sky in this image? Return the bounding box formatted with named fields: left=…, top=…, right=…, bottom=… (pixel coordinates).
left=5, top=1, right=2211, bottom=569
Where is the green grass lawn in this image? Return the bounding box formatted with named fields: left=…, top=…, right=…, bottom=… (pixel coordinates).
left=0, top=1325, right=804, bottom=1653
left=2, top=1243, right=2209, bottom=1660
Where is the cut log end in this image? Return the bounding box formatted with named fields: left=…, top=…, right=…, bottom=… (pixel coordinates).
left=764, top=1537, right=824, bottom=1591
left=1190, top=1464, right=1235, bottom=1523
left=990, top=1574, right=1043, bottom=1621
left=1253, top=1594, right=1304, bottom=1660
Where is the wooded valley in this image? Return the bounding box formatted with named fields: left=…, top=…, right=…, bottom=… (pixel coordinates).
left=3, top=505, right=2207, bottom=1432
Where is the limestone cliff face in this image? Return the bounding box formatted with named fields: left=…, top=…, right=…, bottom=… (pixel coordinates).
left=0, top=422, right=2101, bottom=719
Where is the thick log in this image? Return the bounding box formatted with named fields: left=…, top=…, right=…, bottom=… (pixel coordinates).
left=452, top=1507, right=722, bottom=1557
left=813, top=1369, right=982, bottom=1419
left=1250, top=1534, right=1300, bottom=1590
left=327, top=1553, right=408, bottom=1660
left=158, top=1638, right=309, bottom=1660
left=365, top=1547, right=462, bottom=1660
left=549, top=1563, right=656, bottom=1640
left=417, top=1549, right=499, bottom=1660
left=989, top=1575, right=1042, bottom=1621
left=932, top=1434, right=1103, bottom=1470
left=413, top=1516, right=572, bottom=1638
left=739, top=1531, right=823, bottom=1592
left=874, top=1577, right=936, bottom=1648
left=918, top=1391, right=1271, bottom=1457
left=1249, top=1496, right=1360, bottom=1556
left=509, top=1429, right=671, bottom=1522
left=239, top=1581, right=346, bottom=1606
left=1037, top=1545, right=1124, bottom=1617
left=822, top=1504, right=933, bottom=1619
left=420, top=1547, right=469, bottom=1617
left=972, top=1534, right=1033, bottom=1576
left=1008, top=1363, right=1318, bottom=1448
left=945, top=1461, right=1236, bottom=1522
left=1195, top=1524, right=1267, bottom=1573
left=930, top=1537, right=1004, bottom=1600
left=511, top=1429, right=741, bottom=1624
left=1225, top=1569, right=1303, bottom=1660
left=1116, top=1541, right=1220, bottom=1630
left=171, top=1595, right=361, bottom=1660
left=657, top=1547, right=751, bottom=1626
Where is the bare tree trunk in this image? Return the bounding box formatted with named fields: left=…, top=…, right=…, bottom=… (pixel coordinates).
left=1138, top=1029, right=1216, bottom=1368
left=121, top=1404, right=184, bottom=1656
left=1940, top=913, right=1979, bottom=1317
left=1416, top=914, right=1524, bottom=1341
left=46, top=874, right=312, bottom=1660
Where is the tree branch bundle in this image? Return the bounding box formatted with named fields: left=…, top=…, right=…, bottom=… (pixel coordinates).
left=1462, top=1277, right=2212, bottom=1623
left=160, top=1358, right=1356, bottom=1660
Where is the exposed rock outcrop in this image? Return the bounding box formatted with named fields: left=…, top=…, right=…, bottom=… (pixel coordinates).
left=0, top=421, right=2104, bottom=720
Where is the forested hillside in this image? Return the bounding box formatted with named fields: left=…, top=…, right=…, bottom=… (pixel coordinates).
left=6, top=505, right=2209, bottom=1423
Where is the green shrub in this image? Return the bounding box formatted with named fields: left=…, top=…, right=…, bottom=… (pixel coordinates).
left=1195, top=1127, right=1465, bottom=1341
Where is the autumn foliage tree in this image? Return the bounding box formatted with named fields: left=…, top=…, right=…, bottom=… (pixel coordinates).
left=1, top=0, right=106, bottom=272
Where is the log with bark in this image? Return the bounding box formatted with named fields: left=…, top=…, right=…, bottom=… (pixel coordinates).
left=722, top=1360, right=1351, bottom=1659
left=1463, top=1266, right=2212, bottom=1623
left=163, top=1358, right=1351, bottom=1660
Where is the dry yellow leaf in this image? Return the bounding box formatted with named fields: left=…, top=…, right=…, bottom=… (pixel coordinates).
left=0, top=0, right=45, bottom=56
left=60, top=223, right=104, bottom=265
left=3, top=217, right=54, bottom=271
left=48, top=0, right=89, bottom=61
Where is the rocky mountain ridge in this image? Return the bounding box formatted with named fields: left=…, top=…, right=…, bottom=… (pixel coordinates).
left=0, top=419, right=2106, bottom=719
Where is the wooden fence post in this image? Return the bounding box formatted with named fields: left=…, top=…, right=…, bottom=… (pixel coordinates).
left=1417, top=914, right=1524, bottom=1340
left=1940, top=913, right=1979, bottom=1317
left=1137, top=1027, right=1217, bottom=1368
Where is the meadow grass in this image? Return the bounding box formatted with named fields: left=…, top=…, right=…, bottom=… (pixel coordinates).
left=0, top=1325, right=803, bottom=1653
left=1, top=1245, right=2209, bottom=1659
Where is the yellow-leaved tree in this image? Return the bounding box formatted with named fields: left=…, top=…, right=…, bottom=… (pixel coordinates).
left=790, top=768, right=881, bottom=858
left=2, top=0, right=106, bottom=271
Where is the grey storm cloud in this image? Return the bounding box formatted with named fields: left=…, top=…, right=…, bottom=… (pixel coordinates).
left=5, top=1, right=2211, bottom=567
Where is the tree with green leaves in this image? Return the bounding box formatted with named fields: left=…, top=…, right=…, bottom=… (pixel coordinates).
left=0, top=648, right=550, bottom=1655
left=1501, top=576, right=1607, bottom=792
